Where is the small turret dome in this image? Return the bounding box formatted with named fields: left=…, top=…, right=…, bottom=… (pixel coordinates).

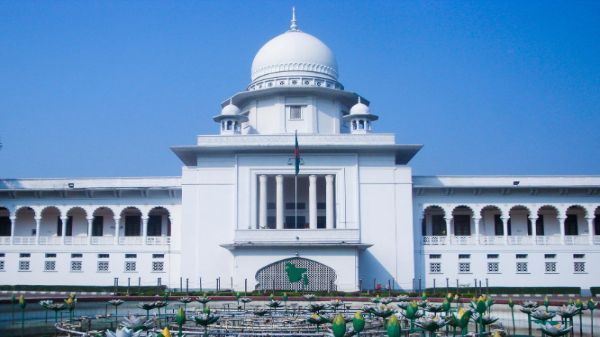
left=350, top=99, right=370, bottom=115
left=221, top=103, right=241, bottom=116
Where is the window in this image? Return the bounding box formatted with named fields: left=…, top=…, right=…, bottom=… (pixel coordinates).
left=458, top=262, right=471, bottom=273
left=536, top=216, right=545, bottom=235
left=494, top=215, right=503, bottom=235
left=45, top=253, right=56, bottom=258
left=0, top=253, right=5, bottom=257
left=125, top=216, right=141, bottom=236
left=431, top=215, right=446, bottom=236
left=487, top=254, right=499, bottom=259
left=516, top=254, right=528, bottom=259
left=71, top=253, right=82, bottom=258
left=516, top=262, right=528, bottom=273
left=285, top=202, right=305, bottom=210
left=0, top=216, right=11, bottom=236
left=0, top=260, right=4, bottom=271
left=97, top=261, right=109, bottom=272
left=545, top=254, right=556, bottom=259
left=19, top=253, right=31, bottom=258
left=44, top=261, right=56, bottom=272
left=19, top=260, right=30, bottom=271
left=71, top=261, right=82, bottom=272
left=147, top=215, right=162, bottom=236
left=317, top=202, right=326, bottom=210
left=574, top=262, right=585, bottom=273
left=289, top=105, right=303, bottom=120
left=66, top=216, right=73, bottom=236
left=152, top=254, right=164, bottom=259
left=317, top=216, right=326, bottom=229
left=152, top=261, right=164, bottom=272
left=573, top=254, right=585, bottom=259
left=125, top=254, right=137, bottom=259
left=454, top=215, right=471, bottom=236
left=56, top=216, right=62, bottom=236
left=92, top=216, right=103, bottom=236
left=98, top=253, right=109, bottom=259
left=545, top=262, right=557, bottom=273
left=459, top=254, right=471, bottom=259
left=266, top=216, right=276, bottom=229
left=430, top=262, right=441, bottom=273
left=285, top=216, right=306, bottom=229
left=125, top=261, right=136, bottom=272
left=487, top=262, right=499, bottom=273
left=267, top=202, right=275, bottom=210
left=565, top=214, right=578, bottom=235
left=429, top=254, right=441, bottom=259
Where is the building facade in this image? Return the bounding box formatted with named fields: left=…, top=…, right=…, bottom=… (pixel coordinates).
left=1, top=16, right=599, bottom=292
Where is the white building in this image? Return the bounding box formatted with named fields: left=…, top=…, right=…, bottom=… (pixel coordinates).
left=1, top=14, right=599, bottom=293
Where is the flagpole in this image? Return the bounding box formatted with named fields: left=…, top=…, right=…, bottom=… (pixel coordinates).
left=294, top=174, right=298, bottom=229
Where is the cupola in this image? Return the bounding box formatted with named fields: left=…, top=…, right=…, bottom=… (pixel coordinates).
left=343, top=97, right=379, bottom=134
left=213, top=100, right=248, bottom=135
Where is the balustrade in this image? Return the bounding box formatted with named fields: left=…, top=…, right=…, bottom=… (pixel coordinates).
left=564, top=235, right=589, bottom=245
left=146, top=236, right=171, bottom=245
left=37, top=236, right=63, bottom=245
left=12, top=236, right=37, bottom=245
left=64, top=236, right=89, bottom=245
left=91, top=236, right=116, bottom=245
left=422, top=234, right=593, bottom=246
left=118, top=236, right=144, bottom=245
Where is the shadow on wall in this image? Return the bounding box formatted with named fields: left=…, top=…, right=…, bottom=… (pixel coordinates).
left=359, top=250, right=406, bottom=291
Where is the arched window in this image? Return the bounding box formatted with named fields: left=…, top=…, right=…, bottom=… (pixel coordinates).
left=358, top=120, right=364, bottom=130
left=351, top=120, right=357, bottom=130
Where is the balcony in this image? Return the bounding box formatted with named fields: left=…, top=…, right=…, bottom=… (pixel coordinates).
left=37, top=236, right=64, bottom=245
left=422, top=234, right=597, bottom=246
left=12, top=236, right=37, bottom=245
left=0, top=235, right=171, bottom=246
left=91, top=236, right=116, bottom=245
left=118, top=236, right=144, bottom=245
left=146, top=236, right=171, bottom=245
left=233, top=228, right=360, bottom=245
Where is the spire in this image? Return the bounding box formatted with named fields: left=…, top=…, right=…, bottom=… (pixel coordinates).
left=357, top=96, right=362, bottom=104
left=290, top=7, right=298, bottom=31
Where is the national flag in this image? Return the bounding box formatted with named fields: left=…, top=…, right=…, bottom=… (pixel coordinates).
left=294, top=130, right=300, bottom=175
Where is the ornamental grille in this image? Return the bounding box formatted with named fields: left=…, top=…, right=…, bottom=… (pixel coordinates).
left=255, top=257, right=336, bottom=292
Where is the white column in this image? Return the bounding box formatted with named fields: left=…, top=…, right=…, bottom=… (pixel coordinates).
left=275, top=175, right=284, bottom=230
left=473, top=217, right=481, bottom=245
left=502, top=216, right=509, bottom=245
left=530, top=216, right=537, bottom=244
left=259, top=175, right=267, bottom=229
left=444, top=216, right=452, bottom=243
left=114, top=217, right=120, bottom=244
left=35, top=216, right=41, bottom=244
left=586, top=217, right=594, bottom=244
left=87, top=217, right=93, bottom=244
left=558, top=216, right=566, bottom=245
left=142, top=216, right=149, bottom=244
left=10, top=216, right=16, bottom=245
left=309, top=175, right=317, bottom=229
left=325, top=174, right=334, bottom=229
left=61, top=216, right=68, bottom=244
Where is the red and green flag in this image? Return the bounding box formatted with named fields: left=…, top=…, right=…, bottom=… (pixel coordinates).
left=294, top=131, right=300, bottom=175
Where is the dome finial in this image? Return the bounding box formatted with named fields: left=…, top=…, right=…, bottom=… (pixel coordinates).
left=357, top=96, right=362, bottom=104
left=290, top=7, right=298, bottom=31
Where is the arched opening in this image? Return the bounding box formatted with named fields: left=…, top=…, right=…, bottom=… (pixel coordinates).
left=358, top=120, right=364, bottom=130
left=594, top=206, right=600, bottom=238
left=421, top=206, right=446, bottom=245
left=508, top=205, right=530, bottom=237
left=14, top=207, right=36, bottom=237
left=120, top=207, right=142, bottom=237
left=479, top=205, right=502, bottom=239
left=0, top=207, right=11, bottom=238
left=351, top=120, right=357, bottom=130
left=147, top=207, right=171, bottom=237
left=39, top=206, right=62, bottom=243
left=565, top=205, right=586, bottom=236
left=92, top=207, right=115, bottom=238
left=452, top=205, right=473, bottom=236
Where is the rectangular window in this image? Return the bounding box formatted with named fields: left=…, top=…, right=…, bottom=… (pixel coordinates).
left=574, top=262, right=585, bottom=273
left=565, top=214, right=578, bottom=235
left=45, top=253, right=56, bottom=258
left=0, top=253, right=5, bottom=257
left=285, top=216, right=306, bottom=229
left=19, top=253, right=31, bottom=258
left=147, top=215, right=162, bottom=236
left=285, top=202, right=306, bottom=210
left=317, top=216, right=326, bottom=229
left=0, top=260, right=4, bottom=271
left=573, top=254, right=585, bottom=259
left=92, top=216, right=103, bottom=236
left=125, top=254, right=137, bottom=259
left=487, top=254, right=499, bottom=259
left=125, top=261, right=136, bottom=272
left=545, top=262, right=557, bottom=273
left=0, top=216, right=11, bottom=236
left=44, top=260, right=56, bottom=272
left=71, top=253, right=83, bottom=258
left=487, top=262, right=500, bottom=273
left=19, top=260, right=30, bottom=271
left=97, top=261, right=109, bottom=272
left=70, top=261, right=82, bottom=272
left=516, top=254, right=528, bottom=259
left=266, top=216, right=276, bottom=229
left=429, top=254, right=441, bottom=259
left=458, top=262, right=471, bottom=273
left=458, top=254, right=471, bottom=259
left=516, top=262, right=528, bottom=273
left=545, top=254, right=556, bottom=259
left=430, top=262, right=441, bottom=273
left=317, top=202, right=326, bottom=210
left=152, top=261, right=164, bottom=272
left=98, top=253, right=109, bottom=259
left=289, top=105, right=303, bottom=120
left=125, top=216, right=141, bottom=236
left=454, top=215, right=471, bottom=236
left=152, top=254, right=164, bottom=259
left=267, top=202, right=275, bottom=210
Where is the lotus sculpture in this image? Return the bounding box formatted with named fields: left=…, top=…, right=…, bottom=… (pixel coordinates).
left=307, top=313, right=329, bottom=332
left=105, top=327, right=143, bottom=337
left=541, top=323, right=572, bottom=337
left=193, top=306, right=220, bottom=337
left=416, top=315, right=448, bottom=337
left=121, top=314, right=155, bottom=332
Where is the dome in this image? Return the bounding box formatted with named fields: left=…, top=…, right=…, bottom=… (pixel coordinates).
left=350, top=101, right=370, bottom=115
left=251, top=25, right=338, bottom=82
left=221, top=102, right=241, bottom=116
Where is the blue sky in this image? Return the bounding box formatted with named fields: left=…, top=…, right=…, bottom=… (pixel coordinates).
left=0, top=1, right=598, bottom=178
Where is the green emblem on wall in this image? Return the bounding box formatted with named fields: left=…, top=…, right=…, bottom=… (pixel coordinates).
left=285, top=262, right=309, bottom=285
